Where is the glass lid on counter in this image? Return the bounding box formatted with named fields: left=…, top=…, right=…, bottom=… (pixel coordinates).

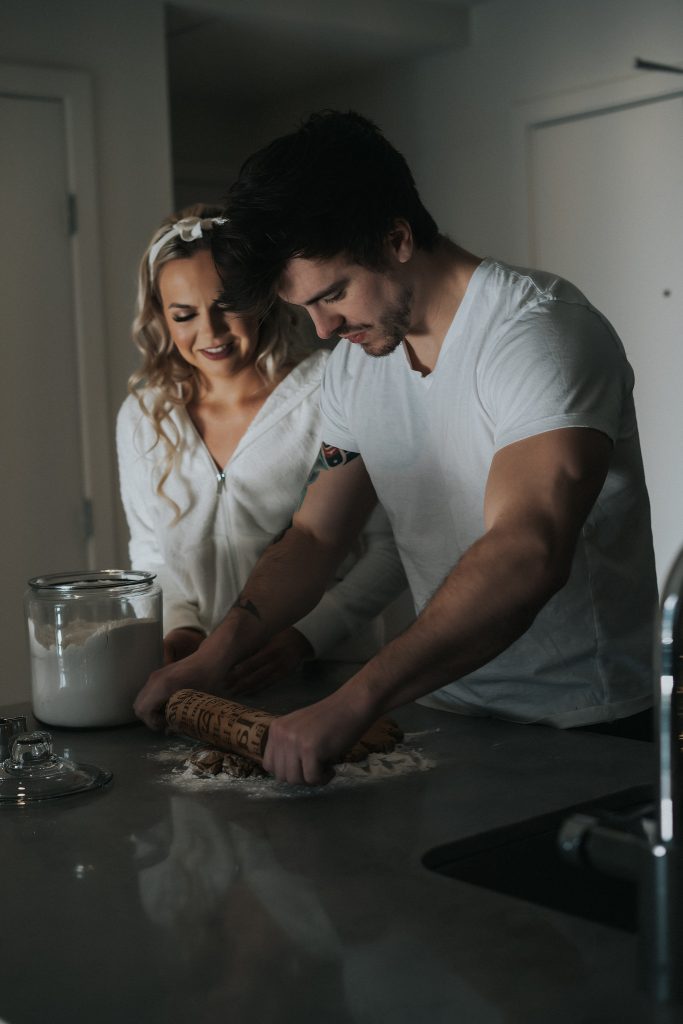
left=0, top=727, right=112, bottom=805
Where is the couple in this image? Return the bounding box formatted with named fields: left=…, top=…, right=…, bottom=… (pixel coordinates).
left=125, top=110, right=657, bottom=784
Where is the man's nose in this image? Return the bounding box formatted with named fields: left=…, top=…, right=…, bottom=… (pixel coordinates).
left=310, top=306, right=343, bottom=340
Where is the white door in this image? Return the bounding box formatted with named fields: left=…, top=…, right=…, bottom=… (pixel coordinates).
left=0, top=93, right=89, bottom=703
left=530, top=92, right=683, bottom=586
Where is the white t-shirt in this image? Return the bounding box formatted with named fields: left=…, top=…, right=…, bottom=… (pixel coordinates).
left=320, top=258, right=658, bottom=726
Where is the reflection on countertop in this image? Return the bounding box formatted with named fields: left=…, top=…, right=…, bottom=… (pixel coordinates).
left=0, top=666, right=662, bottom=1024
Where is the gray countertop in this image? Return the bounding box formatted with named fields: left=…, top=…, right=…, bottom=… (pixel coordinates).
left=0, top=668, right=668, bottom=1024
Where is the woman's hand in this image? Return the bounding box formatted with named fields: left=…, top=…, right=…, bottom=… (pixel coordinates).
left=133, top=652, right=209, bottom=731
left=134, top=640, right=234, bottom=732
left=163, top=627, right=206, bottom=665
left=133, top=627, right=310, bottom=731
left=224, top=627, right=314, bottom=696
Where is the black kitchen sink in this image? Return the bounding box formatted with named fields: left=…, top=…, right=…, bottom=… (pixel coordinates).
left=423, top=785, right=654, bottom=932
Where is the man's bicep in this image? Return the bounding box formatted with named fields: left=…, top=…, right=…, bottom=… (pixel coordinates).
left=294, top=453, right=377, bottom=550
left=484, top=427, right=612, bottom=539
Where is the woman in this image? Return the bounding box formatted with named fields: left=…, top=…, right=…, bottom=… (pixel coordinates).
left=117, top=205, right=407, bottom=691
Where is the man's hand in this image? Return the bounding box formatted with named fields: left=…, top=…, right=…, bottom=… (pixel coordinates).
left=262, top=686, right=376, bottom=786
left=163, top=627, right=205, bottom=665
left=224, top=627, right=314, bottom=696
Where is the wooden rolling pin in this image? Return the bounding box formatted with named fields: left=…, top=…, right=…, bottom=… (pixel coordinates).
left=165, top=688, right=403, bottom=765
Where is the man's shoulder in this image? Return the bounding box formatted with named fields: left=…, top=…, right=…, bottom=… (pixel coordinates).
left=481, top=258, right=593, bottom=314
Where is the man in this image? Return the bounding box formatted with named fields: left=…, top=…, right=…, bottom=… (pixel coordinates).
left=134, top=111, right=657, bottom=783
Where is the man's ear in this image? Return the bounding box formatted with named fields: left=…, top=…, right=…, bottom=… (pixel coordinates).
left=387, top=219, right=414, bottom=264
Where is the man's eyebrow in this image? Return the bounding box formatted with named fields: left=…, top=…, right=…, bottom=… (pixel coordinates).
left=302, top=278, right=348, bottom=306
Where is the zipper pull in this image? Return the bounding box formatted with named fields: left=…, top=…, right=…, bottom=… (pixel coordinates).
left=216, top=470, right=226, bottom=495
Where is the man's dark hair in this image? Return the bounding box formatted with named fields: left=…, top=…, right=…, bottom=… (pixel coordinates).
left=214, top=110, right=439, bottom=313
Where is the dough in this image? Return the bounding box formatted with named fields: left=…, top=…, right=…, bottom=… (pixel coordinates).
left=189, top=746, right=267, bottom=779
left=343, top=718, right=404, bottom=762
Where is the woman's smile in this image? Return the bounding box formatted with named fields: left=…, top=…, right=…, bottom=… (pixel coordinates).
left=200, top=341, right=232, bottom=360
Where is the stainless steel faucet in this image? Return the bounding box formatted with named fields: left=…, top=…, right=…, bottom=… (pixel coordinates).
left=559, top=551, right=683, bottom=1005
left=644, top=549, right=683, bottom=1004
left=657, top=549, right=683, bottom=849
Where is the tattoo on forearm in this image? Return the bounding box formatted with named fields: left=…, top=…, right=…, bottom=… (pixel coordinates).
left=232, top=595, right=262, bottom=621
left=320, top=443, right=360, bottom=469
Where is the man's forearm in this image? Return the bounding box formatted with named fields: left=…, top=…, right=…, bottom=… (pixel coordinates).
left=198, top=523, right=344, bottom=670
left=334, top=520, right=569, bottom=720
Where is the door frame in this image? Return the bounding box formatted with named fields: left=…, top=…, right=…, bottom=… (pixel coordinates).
left=510, top=70, right=683, bottom=264
left=0, top=62, right=117, bottom=567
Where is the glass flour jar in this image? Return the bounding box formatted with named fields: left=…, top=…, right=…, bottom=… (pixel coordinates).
left=25, top=570, right=163, bottom=727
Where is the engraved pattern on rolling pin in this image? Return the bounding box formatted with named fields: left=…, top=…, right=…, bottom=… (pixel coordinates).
left=165, top=689, right=275, bottom=762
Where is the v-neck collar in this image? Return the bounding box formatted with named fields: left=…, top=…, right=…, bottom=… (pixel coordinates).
left=401, top=257, right=491, bottom=386
left=179, top=350, right=326, bottom=474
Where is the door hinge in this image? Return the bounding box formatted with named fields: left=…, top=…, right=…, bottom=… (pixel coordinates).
left=82, top=497, right=94, bottom=540
left=67, top=193, right=78, bottom=236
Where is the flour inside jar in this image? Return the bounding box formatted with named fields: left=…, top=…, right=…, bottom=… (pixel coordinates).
left=29, top=616, right=162, bottom=727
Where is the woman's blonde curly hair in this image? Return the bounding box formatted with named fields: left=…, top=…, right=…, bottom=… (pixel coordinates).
left=129, top=204, right=311, bottom=518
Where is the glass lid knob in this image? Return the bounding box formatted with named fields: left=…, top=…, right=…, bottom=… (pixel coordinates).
left=10, top=731, right=59, bottom=769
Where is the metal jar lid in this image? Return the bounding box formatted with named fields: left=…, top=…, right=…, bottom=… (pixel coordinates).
left=28, top=569, right=157, bottom=593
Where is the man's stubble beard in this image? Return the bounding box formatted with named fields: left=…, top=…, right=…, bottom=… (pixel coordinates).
left=364, top=285, right=414, bottom=358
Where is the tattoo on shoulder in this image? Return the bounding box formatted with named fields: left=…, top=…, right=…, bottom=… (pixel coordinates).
left=232, top=595, right=261, bottom=621
left=319, top=443, right=360, bottom=469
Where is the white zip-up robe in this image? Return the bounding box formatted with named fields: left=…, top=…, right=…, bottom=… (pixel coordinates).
left=116, top=350, right=407, bottom=660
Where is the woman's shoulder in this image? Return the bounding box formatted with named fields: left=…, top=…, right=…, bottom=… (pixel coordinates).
left=118, top=386, right=186, bottom=421
left=117, top=389, right=157, bottom=433
left=117, top=391, right=144, bottom=431
left=275, top=348, right=330, bottom=396
left=116, top=391, right=154, bottom=458
left=294, top=347, right=331, bottom=380
left=116, top=388, right=186, bottom=451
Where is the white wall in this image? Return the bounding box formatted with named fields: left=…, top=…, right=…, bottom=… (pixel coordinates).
left=0, top=0, right=174, bottom=562
left=251, top=0, right=683, bottom=261
left=172, top=96, right=265, bottom=209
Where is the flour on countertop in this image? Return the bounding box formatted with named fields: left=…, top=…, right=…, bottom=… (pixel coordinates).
left=149, top=732, right=437, bottom=799
left=147, top=743, right=196, bottom=764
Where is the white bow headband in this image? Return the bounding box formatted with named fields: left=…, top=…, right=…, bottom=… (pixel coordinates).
left=147, top=215, right=227, bottom=273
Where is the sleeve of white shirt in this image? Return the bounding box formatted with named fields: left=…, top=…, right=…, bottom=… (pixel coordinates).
left=319, top=342, right=361, bottom=452
left=480, top=299, right=632, bottom=451
left=116, top=398, right=205, bottom=635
